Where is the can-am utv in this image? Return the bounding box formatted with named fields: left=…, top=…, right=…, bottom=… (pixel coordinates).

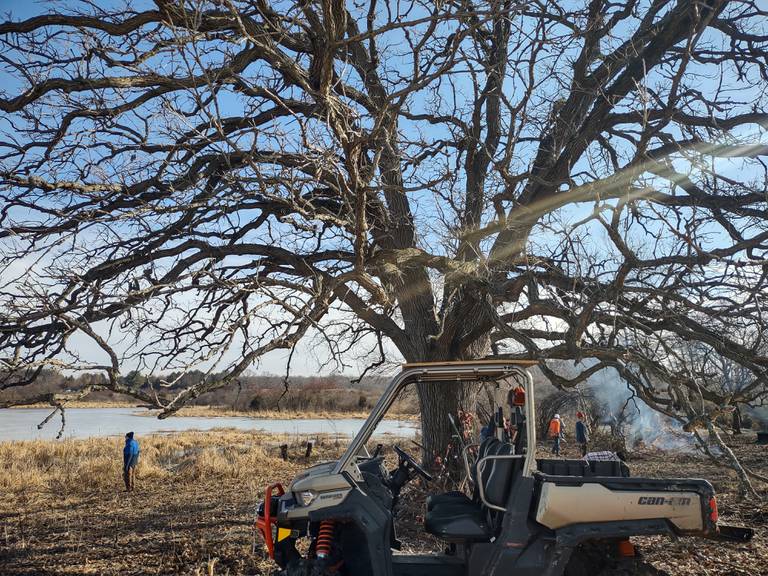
left=256, top=360, right=753, bottom=576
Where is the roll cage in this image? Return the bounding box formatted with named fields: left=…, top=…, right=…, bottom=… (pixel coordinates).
left=333, top=359, right=538, bottom=478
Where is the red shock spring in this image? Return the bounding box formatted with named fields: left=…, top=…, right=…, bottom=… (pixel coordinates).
left=316, top=520, right=335, bottom=559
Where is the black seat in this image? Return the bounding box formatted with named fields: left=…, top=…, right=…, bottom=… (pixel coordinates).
left=482, top=442, right=517, bottom=509
left=425, top=491, right=472, bottom=512
left=424, top=505, right=492, bottom=541
left=425, top=436, right=500, bottom=512
left=424, top=439, right=520, bottom=542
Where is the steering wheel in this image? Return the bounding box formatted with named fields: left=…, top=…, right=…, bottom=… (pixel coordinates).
left=393, top=445, right=433, bottom=482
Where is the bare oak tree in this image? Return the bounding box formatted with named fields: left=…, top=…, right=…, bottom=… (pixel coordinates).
left=1, top=0, right=767, bottom=461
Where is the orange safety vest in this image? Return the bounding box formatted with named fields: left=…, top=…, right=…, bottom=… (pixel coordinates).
left=548, top=418, right=561, bottom=438
left=512, top=386, right=526, bottom=406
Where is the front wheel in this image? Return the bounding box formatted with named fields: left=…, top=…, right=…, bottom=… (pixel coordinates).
left=273, top=558, right=309, bottom=576
left=275, top=558, right=335, bottom=576
left=275, top=552, right=346, bottom=576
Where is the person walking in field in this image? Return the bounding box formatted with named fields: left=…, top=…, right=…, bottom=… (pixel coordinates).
left=548, top=414, right=563, bottom=456
left=123, top=432, right=140, bottom=492
left=575, top=412, right=589, bottom=457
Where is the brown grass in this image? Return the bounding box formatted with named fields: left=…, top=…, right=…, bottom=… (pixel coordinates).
left=147, top=406, right=404, bottom=420
left=9, top=404, right=418, bottom=420
left=0, top=430, right=299, bottom=495
left=8, top=400, right=142, bottom=409
left=173, top=406, right=418, bottom=420
left=0, top=429, right=397, bottom=575
left=0, top=430, right=765, bottom=576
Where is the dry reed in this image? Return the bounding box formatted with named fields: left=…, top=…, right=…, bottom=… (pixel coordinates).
left=0, top=429, right=337, bottom=496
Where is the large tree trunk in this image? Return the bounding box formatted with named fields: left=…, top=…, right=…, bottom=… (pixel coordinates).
left=732, top=405, right=743, bottom=435
left=413, top=321, right=494, bottom=467
left=417, top=380, right=464, bottom=470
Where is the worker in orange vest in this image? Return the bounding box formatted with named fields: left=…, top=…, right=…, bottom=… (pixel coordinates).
left=548, top=414, right=563, bottom=456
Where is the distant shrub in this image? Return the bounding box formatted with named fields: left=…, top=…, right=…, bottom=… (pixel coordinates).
left=249, top=395, right=263, bottom=411
left=303, top=378, right=338, bottom=392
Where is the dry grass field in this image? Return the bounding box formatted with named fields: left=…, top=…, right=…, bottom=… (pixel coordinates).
left=0, top=430, right=319, bottom=575
left=0, top=429, right=764, bottom=575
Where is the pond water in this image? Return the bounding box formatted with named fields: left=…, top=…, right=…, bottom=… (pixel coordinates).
left=0, top=407, right=417, bottom=442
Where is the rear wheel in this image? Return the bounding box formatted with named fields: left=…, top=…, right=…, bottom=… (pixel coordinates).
left=565, top=542, right=669, bottom=576
left=595, top=558, right=669, bottom=576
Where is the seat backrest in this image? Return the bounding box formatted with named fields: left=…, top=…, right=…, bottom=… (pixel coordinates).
left=472, top=436, right=500, bottom=486
left=513, top=413, right=527, bottom=455
left=480, top=441, right=522, bottom=510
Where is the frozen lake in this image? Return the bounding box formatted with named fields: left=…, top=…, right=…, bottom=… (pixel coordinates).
left=0, top=407, right=417, bottom=442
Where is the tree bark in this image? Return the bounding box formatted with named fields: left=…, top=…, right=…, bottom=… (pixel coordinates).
left=410, top=324, right=494, bottom=466
left=732, top=405, right=742, bottom=435
left=417, top=380, right=464, bottom=469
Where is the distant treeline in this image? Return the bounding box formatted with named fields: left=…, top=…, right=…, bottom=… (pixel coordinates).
left=0, top=368, right=418, bottom=413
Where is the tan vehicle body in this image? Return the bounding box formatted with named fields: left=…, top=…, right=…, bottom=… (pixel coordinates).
left=536, top=483, right=703, bottom=532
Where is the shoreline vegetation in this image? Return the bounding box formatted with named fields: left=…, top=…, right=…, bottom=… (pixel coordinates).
left=5, top=403, right=418, bottom=420
left=0, top=430, right=765, bottom=575
left=0, top=368, right=411, bottom=418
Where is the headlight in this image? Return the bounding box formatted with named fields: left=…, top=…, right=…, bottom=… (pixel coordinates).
left=297, top=490, right=316, bottom=506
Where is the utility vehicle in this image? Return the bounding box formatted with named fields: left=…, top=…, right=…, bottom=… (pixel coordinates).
left=256, top=360, right=753, bottom=576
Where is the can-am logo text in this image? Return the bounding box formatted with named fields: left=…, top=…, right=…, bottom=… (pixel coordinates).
left=638, top=496, right=692, bottom=506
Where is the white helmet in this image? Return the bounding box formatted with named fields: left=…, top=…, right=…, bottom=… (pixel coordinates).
left=554, top=414, right=561, bottom=420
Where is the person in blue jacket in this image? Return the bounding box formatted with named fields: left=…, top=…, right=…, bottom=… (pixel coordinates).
left=123, top=432, right=140, bottom=491
left=575, top=412, right=589, bottom=457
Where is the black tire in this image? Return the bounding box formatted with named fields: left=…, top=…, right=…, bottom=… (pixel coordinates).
left=565, top=542, right=669, bottom=576
left=594, top=558, right=670, bottom=576
left=275, top=558, right=310, bottom=576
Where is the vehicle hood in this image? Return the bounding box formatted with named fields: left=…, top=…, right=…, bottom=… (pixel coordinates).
left=289, top=461, right=350, bottom=493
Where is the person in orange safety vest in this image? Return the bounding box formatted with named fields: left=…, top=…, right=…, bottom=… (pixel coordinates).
left=548, top=414, right=563, bottom=456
